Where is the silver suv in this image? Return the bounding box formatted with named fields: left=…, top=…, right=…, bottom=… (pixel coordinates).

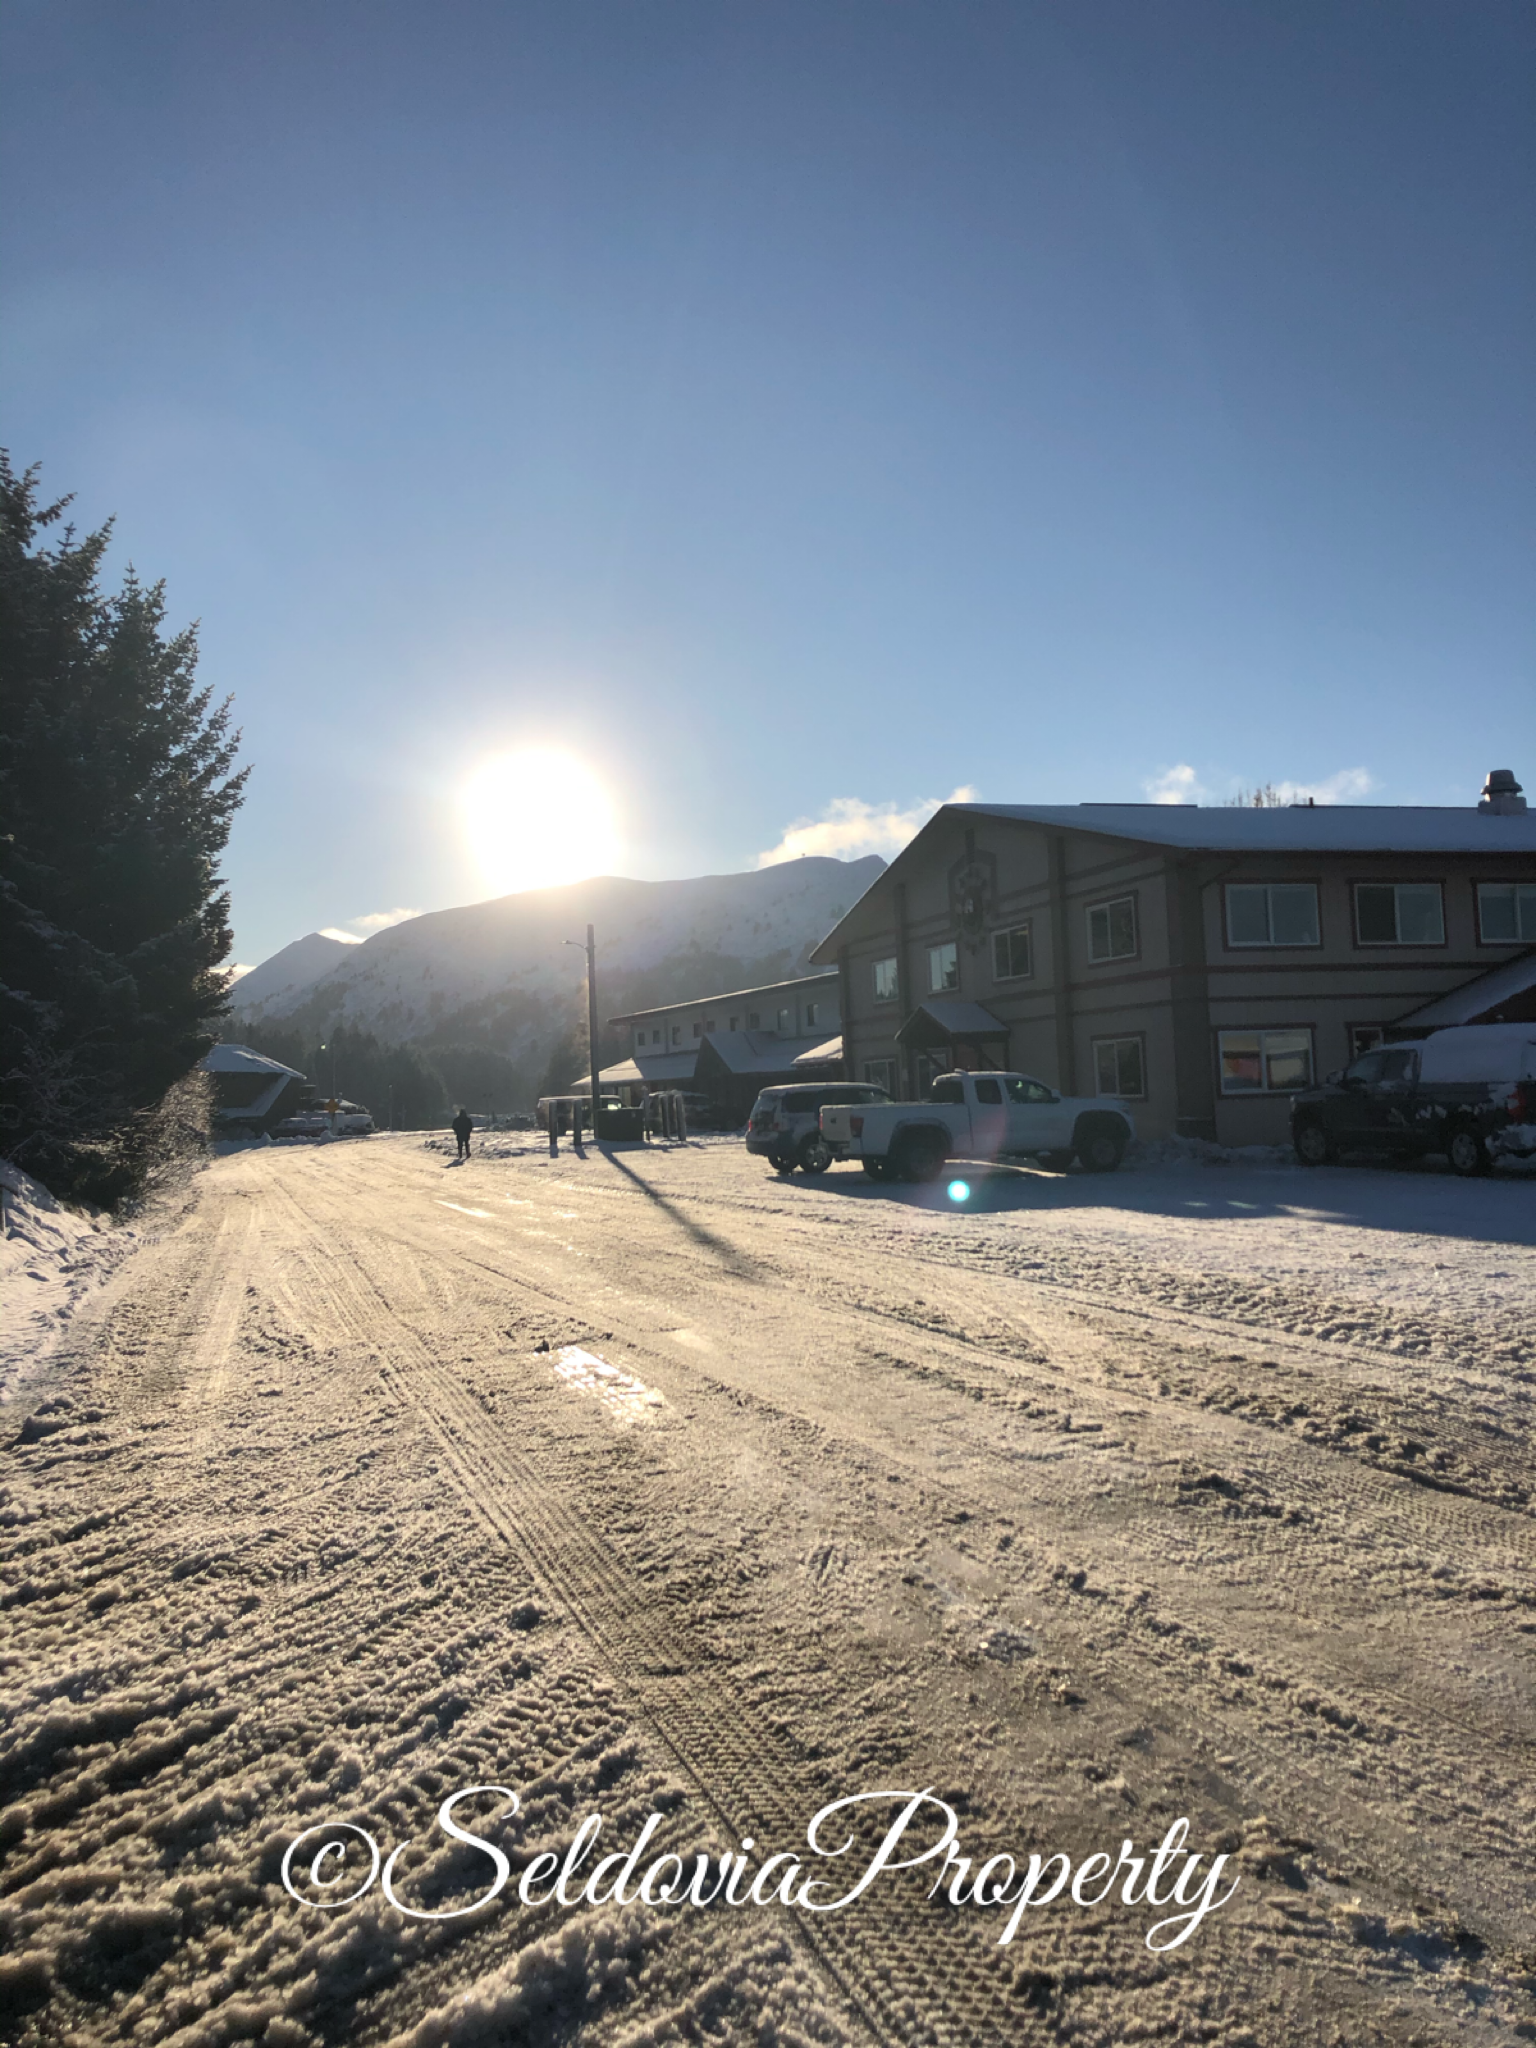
left=746, top=1082, right=893, bottom=1175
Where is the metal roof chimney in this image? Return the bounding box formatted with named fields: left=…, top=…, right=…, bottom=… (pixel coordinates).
left=1478, top=769, right=1527, bottom=814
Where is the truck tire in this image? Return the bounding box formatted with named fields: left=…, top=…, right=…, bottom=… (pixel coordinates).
left=1073, top=1118, right=1127, bottom=1174
left=1447, top=1123, right=1491, bottom=1177
left=896, top=1132, right=948, bottom=1183
left=862, top=1157, right=890, bottom=1181
left=798, top=1133, right=832, bottom=1174
left=1293, top=1120, right=1333, bottom=1166
left=770, top=1153, right=796, bottom=1176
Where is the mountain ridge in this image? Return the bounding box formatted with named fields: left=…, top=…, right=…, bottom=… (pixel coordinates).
left=230, top=858, right=883, bottom=1088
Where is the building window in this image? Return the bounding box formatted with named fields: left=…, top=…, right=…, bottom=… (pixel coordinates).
left=1354, top=882, right=1444, bottom=946
left=863, top=1058, right=896, bottom=1094
left=692, top=1021, right=702, bottom=1038
left=1218, top=1029, right=1314, bottom=1095
left=1477, top=882, right=1536, bottom=944
left=805, top=1002, right=819, bottom=1029
left=1087, top=896, right=1137, bottom=963
left=1093, top=1037, right=1145, bottom=1098
left=1348, top=1024, right=1385, bottom=1057
left=635, top=1030, right=645, bottom=1052
left=671, top=1026, right=681, bottom=1046
left=1225, top=883, right=1320, bottom=948
left=928, top=942, right=959, bottom=992
left=728, top=1015, right=739, bottom=1031
left=747, top=1011, right=760, bottom=1030
left=776, top=1008, right=790, bottom=1033
left=873, top=956, right=899, bottom=1003
left=991, top=925, right=1032, bottom=980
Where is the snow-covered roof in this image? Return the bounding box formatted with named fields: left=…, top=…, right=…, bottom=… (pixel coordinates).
left=1392, top=949, right=1536, bottom=1029
left=896, top=1000, right=1009, bottom=1045
left=698, top=1031, right=839, bottom=1076
left=950, top=802, right=1536, bottom=855
left=791, top=1034, right=843, bottom=1067
left=572, top=1052, right=700, bottom=1091
left=608, top=971, right=837, bottom=1026
left=200, top=1043, right=306, bottom=1080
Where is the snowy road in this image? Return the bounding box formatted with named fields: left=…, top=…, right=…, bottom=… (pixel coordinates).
left=4, top=1135, right=1534, bottom=2046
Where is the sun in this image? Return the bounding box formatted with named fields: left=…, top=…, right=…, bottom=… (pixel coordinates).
left=460, top=748, right=621, bottom=896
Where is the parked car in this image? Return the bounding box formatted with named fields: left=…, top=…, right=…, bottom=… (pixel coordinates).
left=1290, top=1023, right=1536, bottom=1174
left=747, top=1082, right=894, bottom=1174
left=820, top=1070, right=1135, bottom=1182
left=274, top=1111, right=329, bottom=1138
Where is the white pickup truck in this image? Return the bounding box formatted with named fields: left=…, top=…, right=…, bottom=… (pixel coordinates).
left=819, top=1070, right=1135, bottom=1182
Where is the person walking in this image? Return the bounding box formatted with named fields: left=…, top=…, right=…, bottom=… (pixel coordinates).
left=451, top=1107, right=473, bottom=1161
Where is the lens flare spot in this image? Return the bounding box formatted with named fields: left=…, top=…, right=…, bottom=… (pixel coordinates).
left=947, top=1179, right=971, bottom=1204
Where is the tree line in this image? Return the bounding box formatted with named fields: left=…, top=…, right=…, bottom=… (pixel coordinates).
left=1, top=457, right=247, bottom=1204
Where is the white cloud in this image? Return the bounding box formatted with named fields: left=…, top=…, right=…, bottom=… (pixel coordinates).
left=226, top=963, right=256, bottom=981
left=348, top=906, right=424, bottom=933
left=1144, top=764, right=1379, bottom=807
left=1145, top=763, right=1209, bottom=805
left=1268, top=768, right=1377, bottom=805
left=317, top=907, right=425, bottom=945
left=757, top=788, right=978, bottom=868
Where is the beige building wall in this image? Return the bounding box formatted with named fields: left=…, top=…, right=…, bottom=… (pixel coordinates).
left=829, top=813, right=1535, bottom=1149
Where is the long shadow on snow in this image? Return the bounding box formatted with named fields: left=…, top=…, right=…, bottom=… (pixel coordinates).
left=798, top=1154, right=1536, bottom=1251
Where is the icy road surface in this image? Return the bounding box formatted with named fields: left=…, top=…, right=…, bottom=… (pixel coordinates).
left=3, top=1135, right=1534, bottom=2047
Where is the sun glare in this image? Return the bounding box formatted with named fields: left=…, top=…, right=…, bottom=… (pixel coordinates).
left=460, top=748, right=621, bottom=897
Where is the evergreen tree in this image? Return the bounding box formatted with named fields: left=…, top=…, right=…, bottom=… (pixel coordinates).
left=0, top=456, right=248, bottom=1202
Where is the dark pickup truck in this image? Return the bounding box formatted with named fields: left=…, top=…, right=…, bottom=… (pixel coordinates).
left=1290, top=1023, right=1536, bottom=1175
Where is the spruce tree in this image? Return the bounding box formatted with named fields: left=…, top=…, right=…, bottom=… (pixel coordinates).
left=0, top=455, right=248, bottom=1202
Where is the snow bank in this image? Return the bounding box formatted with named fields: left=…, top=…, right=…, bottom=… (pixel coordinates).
left=0, top=1159, right=138, bottom=1403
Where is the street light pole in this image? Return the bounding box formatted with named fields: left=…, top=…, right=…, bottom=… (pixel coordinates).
left=563, top=925, right=602, bottom=1141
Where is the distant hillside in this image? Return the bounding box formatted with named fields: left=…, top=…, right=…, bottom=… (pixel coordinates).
left=231, top=857, right=883, bottom=1104
left=228, top=931, right=356, bottom=1012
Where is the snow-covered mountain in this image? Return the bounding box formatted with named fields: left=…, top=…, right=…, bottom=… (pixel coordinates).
left=227, top=931, right=356, bottom=1012
left=231, top=858, right=883, bottom=1057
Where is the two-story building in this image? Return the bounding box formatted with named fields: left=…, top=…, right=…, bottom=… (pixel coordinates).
left=594, top=971, right=843, bottom=1123
left=809, top=775, right=1536, bottom=1144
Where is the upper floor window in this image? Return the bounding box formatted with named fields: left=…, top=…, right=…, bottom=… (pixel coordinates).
left=728, top=1015, right=739, bottom=1032
left=805, top=1002, right=819, bottom=1029
left=671, top=1025, right=681, bottom=1046
left=1087, top=896, right=1137, bottom=963
left=1225, top=883, right=1320, bottom=948
left=747, top=1011, right=761, bottom=1030
left=1355, top=882, right=1444, bottom=946
left=692, top=1021, right=702, bottom=1038
left=1477, top=882, right=1536, bottom=944
left=991, top=925, right=1032, bottom=980
left=776, top=1008, right=791, bottom=1033
left=928, top=942, right=959, bottom=992
left=873, top=956, right=899, bottom=1003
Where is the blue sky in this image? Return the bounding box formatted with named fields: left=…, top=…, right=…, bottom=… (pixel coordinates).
left=3, top=1, right=1531, bottom=964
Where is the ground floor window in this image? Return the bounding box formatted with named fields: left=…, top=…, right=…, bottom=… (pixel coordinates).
left=1218, top=1028, right=1314, bottom=1094
left=1348, top=1024, right=1385, bottom=1057
left=862, top=1058, right=897, bottom=1094
left=1093, top=1036, right=1145, bottom=1098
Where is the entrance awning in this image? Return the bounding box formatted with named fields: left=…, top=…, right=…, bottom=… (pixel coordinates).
left=895, top=1000, right=1009, bottom=1051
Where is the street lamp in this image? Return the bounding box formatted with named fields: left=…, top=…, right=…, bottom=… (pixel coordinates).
left=563, top=924, right=601, bottom=1139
